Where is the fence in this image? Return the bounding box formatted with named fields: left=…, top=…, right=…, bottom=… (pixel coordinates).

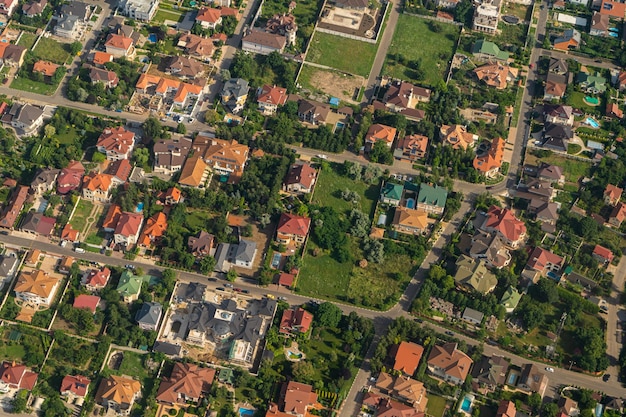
left=315, top=0, right=390, bottom=44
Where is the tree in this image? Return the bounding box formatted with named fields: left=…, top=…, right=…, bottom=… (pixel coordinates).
left=41, top=395, right=70, bottom=417
left=11, top=391, right=27, bottom=413
left=316, top=302, right=342, bottom=328
left=529, top=279, right=558, bottom=303
left=143, top=116, right=164, bottom=141
left=176, top=122, right=186, bottom=134
left=349, top=209, right=369, bottom=237
left=69, top=41, right=83, bottom=55
left=220, top=69, right=231, bottom=81
left=44, top=124, right=56, bottom=139
left=227, top=268, right=237, bottom=282
left=291, top=360, right=315, bottom=383
left=369, top=140, right=393, bottom=165
left=363, top=239, right=384, bottom=263
left=132, top=147, right=150, bottom=169
left=540, top=402, right=559, bottom=417
left=200, top=256, right=216, bottom=274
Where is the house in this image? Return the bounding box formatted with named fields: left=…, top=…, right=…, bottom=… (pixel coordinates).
left=106, top=159, right=132, bottom=185
left=380, top=182, right=404, bottom=206
left=604, top=184, right=623, bottom=205
left=592, top=244, right=614, bottom=264
left=518, top=364, right=548, bottom=398
left=0, top=185, right=28, bottom=229
left=472, top=0, right=500, bottom=33
left=439, top=124, right=477, bottom=150
left=95, top=375, right=142, bottom=415
left=96, top=127, right=135, bottom=161
left=60, top=1, right=89, bottom=20
left=473, top=137, right=504, bottom=178
left=416, top=183, right=448, bottom=215
left=33, top=60, right=58, bottom=80
left=383, top=81, right=431, bottom=114
left=60, top=375, right=90, bottom=402
left=541, top=123, right=573, bottom=152
left=276, top=272, right=295, bottom=288
left=545, top=105, right=574, bottom=126
left=609, top=202, right=626, bottom=227
left=471, top=39, right=509, bottom=61
left=455, top=255, right=498, bottom=294
left=22, top=0, right=47, bottom=17
left=135, top=302, right=162, bottom=331
left=90, top=67, right=119, bottom=89
left=375, top=373, right=428, bottom=411
left=14, top=269, right=60, bottom=305
left=471, top=355, right=509, bottom=393
left=153, top=341, right=182, bottom=357
left=553, top=29, right=581, bottom=50
left=214, top=240, right=258, bottom=270
left=114, top=212, right=144, bottom=248
left=473, top=63, right=518, bottom=90
left=279, top=307, right=313, bottom=336
left=83, top=267, right=111, bottom=292
left=361, top=394, right=424, bottom=417
left=549, top=57, right=568, bottom=75
left=576, top=71, right=607, bottom=95
left=178, top=157, right=209, bottom=188
left=500, top=286, right=522, bottom=313
left=558, top=397, right=580, bottom=416
left=365, top=123, right=397, bottom=149
left=257, top=85, right=288, bottom=115
left=527, top=247, right=564, bottom=277
left=276, top=213, right=311, bottom=246
left=104, top=33, right=135, bottom=58
left=177, top=34, right=214, bottom=61
left=138, top=212, right=167, bottom=248
left=0, top=362, right=38, bottom=391
left=55, top=14, right=80, bottom=38
left=196, top=6, right=221, bottom=28
left=496, top=401, right=516, bottom=417
left=4, top=103, right=44, bottom=132
left=0, top=253, right=18, bottom=284
left=606, top=102, right=624, bottom=119
left=121, top=0, right=159, bottom=20
left=73, top=294, right=100, bottom=314
left=156, top=362, right=215, bottom=405
left=117, top=270, right=143, bottom=302
left=599, top=0, right=626, bottom=18
left=187, top=231, right=215, bottom=257
left=30, top=168, right=59, bottom=197
left=0, top=0, right=18, bottom=15
left=469, top=233, right=511, bottom=269
left=462, top=307, right=484, bottom=325
left=392, top=207, right=431, bottom=235
left=197, top=138, right=249, bottom=183
left=221, top=78, right=249, bottom=114
left=537, top=163, right=565, bottom=185
left=590, top=11, right=610, bottom=36
left=57, top=160, right=85, bottom=194
left=241, top=30, right=286, bottom=55
left=82, top=173, right=114, bottom=202
left=264, top=12, right=297, bottom=47
left=392, top=341, right=424, bottom=376
left=20, top=212, right=55, bottom=236
left=427, top=342, right=473, bottom=385
left=163, top=187, right=182, bottom=205
left=480, top=206, right=527, bottom=248
left=57, top=255, right=74, bottom=275
left=135, top=74, right=205, bottom=109
left=280, top=381, right=318, bottom=417
left=102, top=204, right=122, bottom=233
left=544, top=73, right=568, bottom=101
left=24, top=249, right=40, bottom=267
left=283, top=163, right=316, bottom=194
left=394, top=134, right=428, bottom=161
left=165, top=55, right=205, bottom=80
left=153, top=137, right=192, bottom=176
left=297, top=99, right=330, bottom=125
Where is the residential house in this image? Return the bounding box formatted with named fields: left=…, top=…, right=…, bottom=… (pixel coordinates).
left=590, top=11, right=610, bottom=36
left=334, top=0, right=368, bottom=9
left=544, top=73, right=568, bottom=101
left=135, top=74, right=205, bottom=109
left=607, top=102, right=624, bottom=119
left=196, top=7, right=221, bottom=28
left=102, top=204, right=122, bottom=233
left=56, top=160, right=85, bottom=194
left=135, top=302, right=162, bottom=331
left=221, top=78, right=249, bottom=114
left=279, top=307, right=313, bottom=336
left=55, top=14, right=80, bottom=38
left=96, top=127, right=135, bottom=161
left=0, top=186, right=28, bottom=229
left=73, top=294, right=101, bottom=314
left=106, top=159, right=132, bottom=186
left=537, top=163, right=565, bottom=185
left=298, top=99, right=330, bottom=125
left=138, top=212, right=167, bottom=249
left=471, top=39, right=509, bottom=61
left=375, top=373, right=428, bottom=411
left=609, top=202, right=626, bottom=227
left=214, top=239, right=257, bottom=270
left=480, top=206, right=527, bottom=248
left=558, top=397, right=580, bottom=416
left=392, top=341, right=424, bottom=376
left=20, top=212, right=55, bottom=236
left=576, top=71, right=607, bottom=95
left=156, top=362, right=216, bottom=405
left=436, top=0, right=459, bottom=7
left=187, top=231, right=215, bottom=257
left=599, top=0, right=626, bottom=18
left=283, top=162, right=316, bottom=194
left=276, top=213, right=311, bottom=246
left=177, top=33, right=214, bottom=61
left=496, top=401, right=516, bottom=417
left=104, top=33, right=135, bottom=58
left=82, top=267, right=111, bottom=292
left=361, top=394, right=424, bottom=417
left=0, top=253, right=18, bottom=285
left=468, top=233, right=511, bottom=269
left=472, top=0, right=500, bottom=33
left=0, top=44, right=26, bottom=68
left=473, top=63, right=518, bottom=89
left=121, top=0, right=159, bottom=20
left=60, top=1, right=89, bottom=20
left=280, top=381, right=318, bottom=417
left=518, top=364, right=548, bottom=398
left=545, top=105, right=574, bottom=126
left=553, top=29, right=581, bottom=50
left=473, top=137, right=504, bottom=178
left=454, top=255, right=498, bottom=294
left=3, top=103, right=43, bottom=132
left=60, top=375, right=90, bottom=402
left=14, top=269, right=60, bottom=305
left=24, top=250, right=40, bottom=268
left=527, top=247, right=564, bottom=278
left=462, top=307, right=484, bottom=325
left=471, top=355, right=509, bottom=393
left=439, top=124, right=477, bottom=150
left=604, top=184, right=623, bottom=205
left=427, top=343, right=473, bottom=385
left=383, top=81, right=431, bottom=115
left=178, top=157, right=209, bottom=188
left=241, top=30, right=286, bottom=55
left=592, top=244, right=614, bottom=264
left=365, top=123, right=397, bottom=150
left=276, top=272, right=295, bottom=288
left=380, top=182, right=404, bottom=206
left=82, top=173, right=114, bottom=202
left=57, top=255, right=74, bottom=275
left=165, top=55, right=205, bottom=80
left=90, top=67, right=119, bottom=89
left=541, top=123, right=573, bottom=152
left=30, top=168, right=59, bottom=197
left=500, top=286, right=522, bottom=313
left=394, top=134, right=428, bottom=161
left=416, top=183, right=448, bottom=215
left=22, top=0, right=47, bottom=17
left=618, top=71, right=626, bottom=91
left=163, top=187, right=182, bottom=205
left=153, top=137, right=192, bottom=176
left=196, top=138, right=249, bottom=183
left=117, top=270, right=143, bottom=302
left=549, top=57, right=568, bottom=75
left=33, top=60, right=59, bottom=81
left=392, top=207, right=431, bottom=235
left=114, top=212, right=144, bottom=248
left=257, top=84, right=288, bottom=115
left=0, top=362, right=38, bottom=391
left=95, top=375, right=142, bottom=415
left=265, top=13, right=297, bottom=46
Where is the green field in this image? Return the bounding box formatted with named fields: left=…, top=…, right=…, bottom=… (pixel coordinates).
left=526, top=152, right=592, bottom=183
left=17, top=32, right=37, bottom=49
left=261, top=0, right=323, bottom=27
left=297, top=240, right=356, bottom=300
left=153, top=9, right=183, bottom=23
left=382, top=14, right=459, bottom=86
left=427, top=395, right=450, bottom=417
left=69, top=199, right=94, bottom=233
left=306, top=32, right=378, bottom=77
left=33, top=37, right=71, bottom=64
left=10, top=77, right=57, bottom=95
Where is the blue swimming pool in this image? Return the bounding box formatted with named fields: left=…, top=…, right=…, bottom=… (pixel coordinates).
left=610, top=27, right=619, bottom=32
left=406, top=198, right=415, bottom=209
left=460, top=397, right=472, bottom=413
left=336, top=121, right=345, bottom=129
left=547, top=271, right=560, bottom=281
left=148, top=33, right=157, bottom=43
left=585, top=117, right=600, bottom=128
left=239, top=408, right=254, bottom=417
left=136, top=202, right=144, bottom=212
left=271, top=253, right=282, bottom=269
left=610, top=32, right=619, bottom=37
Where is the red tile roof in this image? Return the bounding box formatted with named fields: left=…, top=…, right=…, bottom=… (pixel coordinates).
left=105, top=33, right=133, bottom=50
left=84, top=267, right=111, bottom=289
left=97, top=126, right=135, bottom=157
left=284, top=163, right=316, bottom=189
left=279, top=307, right=313, bottom=335
left=106, top=159, right=132, bottom=182
left=605, top=184, right=623, bottom=203
left=61, top=223, right=79, bottom=241
left=61, top=375, right=91, bottom=397
left=156, top=362, right=216, bottom=405
left=73, top=294, right=100, bottom=314
left=277, top=272, right=295, bottom=287
left=281, top=381, right=317, bottom=416
left=427, top=342, right=473, bottom=382
left=258, top=84, right=288, bottom=106
left=496, top=400, right=516, bottom=417
left=57, top=160, right=85, bottom=194
left=33, top=60, right=59, bottom=77
left=593, top=244, right=614, bottom=262
left=485, top=206, right=526, bottom=243
left=393, top=341, right=424, bottom=375
left=366, top=123, right=397, bottom=144
left=138, top=212, right=167, bottom=247
left=527, top=247, right=563, bottom=272
left=92, top=51, right=113, bottom=66
left=196, top=7, right=221, bottom=23
left=114, top=212, right=143, bottom=237
left=0, top=362, right=38, bottom=390
left=102, top=204, right=122, bottom=230
left=277, top=213, right=311, bottom=237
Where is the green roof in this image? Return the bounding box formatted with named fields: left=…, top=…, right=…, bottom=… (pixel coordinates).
left=576, top=72, right=606, bottom=92
left=500, top=286, right=522, bottom=311
left=218, top=368, right=234, bottom=384
left=472, top=39, right=509, bottom=60
left=417, top=183, right=448, bottom=208
left=380, top=182, right=404, bottom=202
left=116, top=270, right=143, bottom=298
left=454, top=255, right=497, bottom=294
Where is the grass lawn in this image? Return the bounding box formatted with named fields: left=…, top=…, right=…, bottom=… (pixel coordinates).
left=382, top=14, right=459, bottom=86
left=185, top=209, right=216, bottom=232
left=33, top=37, right=71, bottom=64
left=501, top=2, right=531, bottom=20
left=69, top=199, right=94, bottom=233
left=113, top=351, right=151, bottom=382
left=426, top=395, right=449, bottom=417
left=297, top=240, right=355, bottom=300
left=261, top=0, right=322, bottom=27
left=154, top=9, right=183, bottom=22
left=566, top=91, right=604, bottom=114
left=10, top=76, right=57, bottom=95
left=526, top=152, right=592, bottom=183
left=17, top=32, right=37, bottom=49
left=306, top=32, right=378, bottom=77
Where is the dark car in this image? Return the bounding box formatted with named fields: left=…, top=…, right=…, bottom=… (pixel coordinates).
left=603, top=374, right=611, bottom=382
left=207, top=278, right=218, bottom=282
left=233, top=288, right=243, bottom=292
left=445, top=331, right=454, bottom=336
left=241, top=289, right=250, bottom=294
left=414, top=318, right=423, bottom=323
left=216, top=287, right=225, bottom=291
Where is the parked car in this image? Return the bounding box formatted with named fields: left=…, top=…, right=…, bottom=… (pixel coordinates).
left=125, top=264, right=135, bottom=269
left=233, top=288, right=243, bottom=292
left=224, top=283, right=233, bottom=288
left=241, top=289, right=249, bottom=294
left=207, top=278, right=217, bottom=282
left=266, top=294, right=276, bottom=299
left=216, top=287, right=225, bottom=291
left=603, top=374, right=611, bottom=382
left=445, top=331, right=454, bottom=336
left=545, top=367, right=554, bottom=373
left=278, top=296, right=287, bottom=301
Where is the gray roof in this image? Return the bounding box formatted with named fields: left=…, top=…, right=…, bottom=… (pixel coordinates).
left=56, top=14, right=80, bottom=31
left=135, top=302, right=162, bottom=326
left=214, top=243, right=231, bottom=271
left=184, top=299, right=263, bottom=344
left=153, top=341, right=182, bottom=356
left=471, top=354, right=509, bottom=386
left=222, top=78, right=249, bottom=101
left=0, top=254, right=17, bottom=278
left=462, top=307, right=484, bottom=322
left=60, top=1, right=89, bottom=20
left=176, top=282, right=207, bottom=302
left=31, top=168, right=59, bottom=188
left=234, top=239, right=256, bottom=262
left=15, top=104, right=44, bottom=126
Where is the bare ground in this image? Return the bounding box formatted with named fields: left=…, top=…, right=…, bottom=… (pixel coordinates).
left=304, top=68, right=364, bottom=102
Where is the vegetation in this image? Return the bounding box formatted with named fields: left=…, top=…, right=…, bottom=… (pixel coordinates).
left=307, top=32, right=378, bottom=77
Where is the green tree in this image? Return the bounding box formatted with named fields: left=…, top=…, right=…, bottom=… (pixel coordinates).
left=227, top=268, right=237, bottom=282
left=316, top=302, right=342, bottom=328
left=143, top=116, right=164, bottom=141
left=92, top=151, right=106, bottom=163
left=132, top=147, right=150, bottom=169
left=200, top=256, right=216, bottom=274
left=291, top=360, right=315, bottom=383
left=69, top=41, right=83, bottom=55
left=176, top=122, right=186, bottom=134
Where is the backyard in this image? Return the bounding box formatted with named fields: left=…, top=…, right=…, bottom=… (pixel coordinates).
left=382, top=14, right=459, bottom=86
left=306, top=32, right=378, bottom=77
left=297, top=64, right=364, bottom=102
left=16, top=32, right=37, bottom=49
left=33, top=37, right=71, bottom=64
left=69, top=198, right=94, bottom=234
left=426, top=395, right=450, bottom=417
left=525, top=151, right=592, bottom=183
left=260, top=0, right=323, bottom=28
left=10, top=76, right=58, bottom=95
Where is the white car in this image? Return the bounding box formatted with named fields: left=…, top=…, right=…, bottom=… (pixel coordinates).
left=545, top=367, right=554, bottom=373
left=316, top=154, right=328, bottom=159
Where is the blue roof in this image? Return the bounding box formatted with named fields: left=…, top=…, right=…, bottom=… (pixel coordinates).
left=329, top=97, right=340, bottom=106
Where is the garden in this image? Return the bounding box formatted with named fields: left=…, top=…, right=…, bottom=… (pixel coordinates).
left=69, top=198, right=94, bottom=235
left=306, top=32, right=378, bottom=77
left=525, top=150, right=592, bottom=184
left=0, top=325, right=51, bottom=369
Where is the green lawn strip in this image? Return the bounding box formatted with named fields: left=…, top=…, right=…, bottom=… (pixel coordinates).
left=69, top=199, right=94, bottom=232
left=17, top=32, right=37, bottom=49
left=10, top=77, right=57, bottom=95
left=426, top=395, right=449, bottom=417
left=154, top=9, right=184, bottom=22
left=33, top=37, right=71, bottom=64
left=382, top=14, right=459, bottom=86
left=297, top=240, right=353, bottom=300
left=306, top=32, right=377, bottom=77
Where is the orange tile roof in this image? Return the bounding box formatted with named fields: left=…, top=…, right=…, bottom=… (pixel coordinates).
left=139, top=212, right=167, bottom=247
left=97, top=126, right=135, bottom=156
left=366, top=123, right=397, bottom=144
left=105, top=33, right=133, bottom=50
left=196, top=7, right=221, bottom=23
left=178, top=157, right=208, bottom=187
left=427, top=342, right=473, bottom=381
left=473, top=63, right=518, bottom=90
left=164, top=187, right=181, bottom=203
left=92, top=51, right=113, bottom=66
left=393, top=207, right=430, bottom=231
left=83, top=173, right=113, bottom=192
left=277, top=213, right=311, bottom=236
left=610, top=202, right=626, bottom=223
left=605, top=184, right=623, bottom=202
left=440, top=124, right=477, bottom=150
left=156, top=362, right=215, bottom=405
left=61, top=223, right=79, bottom=241
left=15, top=270, right=59, bottom=298
left=95, top=376, right=141, bottom=407
left=135, top=74, right=204, bottom=104
left=593, top=244, right=614, bottom=262
left=201, top=138, right=249, bottom=173
left=282, top=381, right=317, bottom=416
left=473, top=137, right=504, bottom=173
left=33, top=60, right=59, bottom=77
left=258, top=84, right=288, bottom=106
left=102, top=204, right=122, bottom=230
left=393, top=341, right=424, bottom=375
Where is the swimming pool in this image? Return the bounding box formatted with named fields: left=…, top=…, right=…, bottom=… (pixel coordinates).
left=460, top=395, right=474, bottom=413
left=148, top=33, right=157, bottom=43
left=239, top=408, right=254, bottom=417
left=610, top=27, right=619, bottom=32
left=336, top=121, right=345, bottom=130
left=585, top=96, right=599, bottom=105
left=406, top=198, right=415, bottom=209
left=287, top=350, right=302, bottom=359
left=136, top=202, right=144, bottom=212
left=610, top=32, right=619, bottom=37
left=271, top=253, right=282, bottom=269
left=585, top=117, right=600, bottom=128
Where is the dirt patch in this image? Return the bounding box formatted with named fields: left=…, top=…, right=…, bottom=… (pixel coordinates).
left=303, top=67, right=364, bottom=102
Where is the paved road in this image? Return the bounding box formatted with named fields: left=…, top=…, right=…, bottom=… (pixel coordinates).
left=606, top=255, right=626, bottom=379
